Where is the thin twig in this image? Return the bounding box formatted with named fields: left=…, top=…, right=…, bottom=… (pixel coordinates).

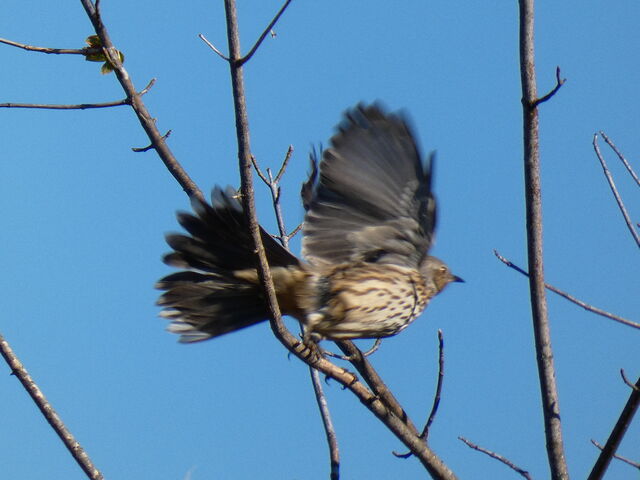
left=518, top=2, right=569, bottom=478
left=0, top=36, right=92, bottom=55
left=591, top=440, right=640, bottom=470
left=288, top=222, right=303, bottom=240
left=80, top=0, right=203, bottom=200
left=533, top=66, right=566, bottom=107
left=587, top=375, right=640, bottom=480
left=620, top=369, right=640, bottom=392
left=599, top=132, right=640, bottom=188
left=251, top=148, right=297, bottom=247
left=1, top=78, right=156, bottom=111
left=422, top=329, right=445, bottom=440
left=494, top=250, right=640, bottom=329
left=238, top=0, right=293, bottom=66
left=323, top=339, right=382, bottom=361
left=132, top=130, right=172, bottom=152
left=459, top=436, right=533, bottom=480
left=593, top=133, right=640, bottom=248
left=308, top=349, right=340, bottom=480
left=0, top=100, right=127, bottom=109
left=198, top=33, right=229, bottom=61
left=275, top=145, right=294, bottom=183
left=0, top=333, right=104, bottom=480
left=393, top=330, right=445, bottom=458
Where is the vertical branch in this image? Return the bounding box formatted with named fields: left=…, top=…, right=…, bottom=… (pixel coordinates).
left=518, top=1, right=569, bottom=479
left=223, top=0, right=291, bottom=345
left=309, top=366, right=340, bottom=480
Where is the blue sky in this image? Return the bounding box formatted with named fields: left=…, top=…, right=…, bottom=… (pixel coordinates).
left=1, top=1, right=638, bottom=479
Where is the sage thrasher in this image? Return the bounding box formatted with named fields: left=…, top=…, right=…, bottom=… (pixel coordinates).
left=156, top=104, right=462, bottom=343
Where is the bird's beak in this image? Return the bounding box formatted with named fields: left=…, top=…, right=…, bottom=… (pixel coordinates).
left=453, top=275, right=465, bottom=283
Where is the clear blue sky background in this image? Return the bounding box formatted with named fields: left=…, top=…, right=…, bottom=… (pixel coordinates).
left=1, top=1, right=638, bottom=479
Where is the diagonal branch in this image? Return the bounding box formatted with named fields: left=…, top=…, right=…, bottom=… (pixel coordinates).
left=593, top=133, right=640, bottom=248
left=79, top=0, right=203, bottom=201
left=591, top=440, right=640, bottom=471
left=494, top=251, right=639, bottom=329
left=238, top=0, right=293, bottom=66
left=599, top=132, right=640, bottom=188
left=587, top=375, right=640, bottom=480
left=459, top=436, right=533, bottom=480
left=0, top=333, right=104, bottom=480
left=518, top=1, right=569, bottom=478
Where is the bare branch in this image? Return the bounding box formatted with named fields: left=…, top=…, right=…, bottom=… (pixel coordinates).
left=308, top=362, right=340, bottom=480
left=532, top=66, right=566, bottom=107
left=593, top=133, right=640, bottom=248
left=323, top=339, right=382, bottom=361
left=459, top=437, right=533, bottom=480
left=494, top=250, right=640, bottom=329
left=599, top=132, right=640, bottom=188
left=79, top=0, right=203, bottom=200
left=335, top=340, right=417, bottom=432
left=587, top=375, right=640, bottom=480
left=393, top=330, right=445, bottom=459
left=275, top=145, right=294, bottom=183
left=0, top=100, right=128, bottom=109
left=198, top=33, right=229, bottom=61
left=422, top=329, right=445, bottom=440
left=591, top=440, right=640, bottom=470
left=132, top=130, right=172, bottom=152
left=0, top=36, right=90, bottom=55
left=620, top=369, right=640, bottom=392
left=0, top=333, right=104, bottom=480
left=518, top=2, right=569, bottom=478
left=287, top=222, right=303, bottom=240
left=1, top=78, right=156, bottom=111
left=238, top=0, right=294, bottom=66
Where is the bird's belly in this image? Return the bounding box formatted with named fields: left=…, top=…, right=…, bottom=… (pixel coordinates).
left=308, top=263, right=430, bottom=339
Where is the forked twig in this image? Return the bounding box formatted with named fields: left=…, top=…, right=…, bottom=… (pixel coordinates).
left=459, top=436, right=533, bottom=480
left=593, top=133, right=640, bottom=248
left=599, top=132, right=640, bottom=188
left=494, top=250, right=639, bottom=329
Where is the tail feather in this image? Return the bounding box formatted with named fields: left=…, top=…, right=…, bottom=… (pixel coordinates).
left=157, top=186, right=301, bottom=342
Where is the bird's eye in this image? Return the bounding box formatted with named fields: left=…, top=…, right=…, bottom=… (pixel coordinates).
left=440, top=266, right=447, bottom=273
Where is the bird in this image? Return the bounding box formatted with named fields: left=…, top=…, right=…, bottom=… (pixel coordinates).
left=156, top=104, right=462, bottom=343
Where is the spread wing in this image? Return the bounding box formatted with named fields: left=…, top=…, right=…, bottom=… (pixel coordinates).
left=301, top=104, right=436, bottom=269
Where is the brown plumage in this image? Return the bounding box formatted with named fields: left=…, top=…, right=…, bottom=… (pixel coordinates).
left=156, top=104, right=462, bottom=343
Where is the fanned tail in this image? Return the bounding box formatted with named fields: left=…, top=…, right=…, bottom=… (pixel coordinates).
left=156, top=187, right=300, bottom=343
